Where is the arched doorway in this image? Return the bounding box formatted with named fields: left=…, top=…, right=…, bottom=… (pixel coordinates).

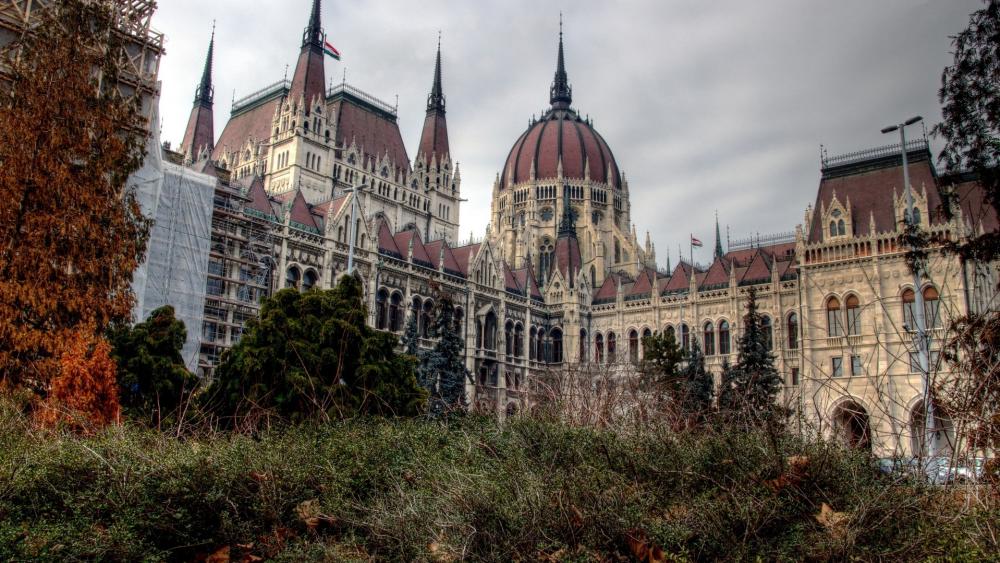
left=910, top=400, right=955, bottom=459
left=832, top=399, right=872, bottom=451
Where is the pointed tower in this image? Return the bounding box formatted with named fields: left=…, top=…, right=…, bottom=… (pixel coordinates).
left=416, top=35, right=449, bottom=166
left=289, top=0, right=326, bottom=108
left=180, top=27, right=215, bottom=162
left=554, top=187, right=582, bottom=288
left=550, top=16, right=572, bottom=110
left=714, top=212, right=724, bottom=260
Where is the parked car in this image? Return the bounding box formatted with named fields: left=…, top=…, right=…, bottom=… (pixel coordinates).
left=924, top=456, right=986, bottom=485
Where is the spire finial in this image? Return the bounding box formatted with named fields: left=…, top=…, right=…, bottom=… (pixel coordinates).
left=549, top=14, right=572, bottom=109
left=427, top=32, right=445, bottom=112
left=194, top=24, right=215, bottom=105
left=714, top=210, right=724, bottom=260
left=303, top=0, right=323, bottom=48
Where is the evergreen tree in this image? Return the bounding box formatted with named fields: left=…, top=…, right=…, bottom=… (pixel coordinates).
left=681, top=338, right=714, bottom=418
left=640, top=330, right=684, bottom=387
left=718, top=288, right=783, bottom=424
left=108, top=306, right=197, bottom=426
left=207, top=276, right=427, bottom=422
left=423, top=293, right=469, bottom=415
left=401, top=309, right=420, bottom=357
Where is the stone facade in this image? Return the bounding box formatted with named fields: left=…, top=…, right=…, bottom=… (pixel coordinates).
left=172, top=0, right=997, bottom=457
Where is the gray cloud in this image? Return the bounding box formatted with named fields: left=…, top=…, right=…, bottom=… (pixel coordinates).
left=154, top=0, right=981, bottom=265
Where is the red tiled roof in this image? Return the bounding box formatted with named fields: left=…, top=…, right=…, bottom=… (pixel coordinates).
left=212, top=99, right=280, bottom=162
left=949, top=177, right=1000, bottom=233
left=394, top=229, right=433, bottom=266
left=628, top=268, right=656, bottom=296
left=181, top=103, right=214, bottom=160
left=417, top=111, right=449, bottom=165
left=501, top=111, right=621, bottom=189
left=423, top=239, right=464, bottom=276
left=377, top=220, right=402, bottom=257
left=331, top=96, right=411, bottom=179
left=512, top=266, right=543, bottom=300
left=594, top=273, right=623, bottom=302
left=723, top=242, right=795, bottom=266
left=451, top=243, right=481, bottom=276
left=288, top=190, right=318, bottom=231
left=245, top=176, right=276, bottom=218
left=699, top=259, right=730, bottom=289
left=503, top=262, right=521, bottom=292
left=289, top=46, right=325, bottom=106
left=808, top=158, right=939, bottom=243
left=661, top=262, right=694, bottom=293
left=740, top=250, right=773, bottom=284
left=311, top=194, right=349, bottom=219
left=553, top=236, right=582, bottom=286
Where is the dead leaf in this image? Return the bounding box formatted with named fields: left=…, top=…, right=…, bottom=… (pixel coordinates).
left=205, top=545, right=230, bottom=563
left=815, top=502, right=849, bottom=539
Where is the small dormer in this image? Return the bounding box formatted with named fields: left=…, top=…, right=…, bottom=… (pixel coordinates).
left=822, top=190, right=852, bottom=241
left=893, top=184, right=930, bottom=231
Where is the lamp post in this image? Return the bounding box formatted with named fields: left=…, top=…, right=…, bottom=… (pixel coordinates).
left=881, top=116, right=936, bottom=469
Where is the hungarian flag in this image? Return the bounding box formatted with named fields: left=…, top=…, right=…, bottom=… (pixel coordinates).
left=691, top=235, right=703, bottom=248
left=323, top=39, right=341, bottom=60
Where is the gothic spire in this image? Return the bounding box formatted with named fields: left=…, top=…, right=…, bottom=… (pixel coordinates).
left=714, top=212, right=724, bottom=260
left=558, top=186, right=576, bottom=238
left=303, top=0, right=324, bottom=48
left=427, top=32, right=445, bottom=113
left=549, top=14, right=572, bottom=109
left=194, top=22, right=214, bottom=106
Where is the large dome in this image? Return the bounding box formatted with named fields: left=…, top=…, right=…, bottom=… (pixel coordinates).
left=499, top=30, right=621, bottom=190
left=501, top=109, right=621, bottom=190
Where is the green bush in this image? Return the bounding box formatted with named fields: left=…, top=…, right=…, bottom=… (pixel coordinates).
left=0, top=400, right=993, bottom=561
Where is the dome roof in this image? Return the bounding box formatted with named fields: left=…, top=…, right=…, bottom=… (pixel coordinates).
left=500, top=28, right=621, bottom=190
left=501, top=110, right=621, bottom=189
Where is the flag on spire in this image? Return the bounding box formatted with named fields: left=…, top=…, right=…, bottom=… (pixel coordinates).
left=323, top=39, right=341, bottom=60
left=691, top=235, right=704, bottom=248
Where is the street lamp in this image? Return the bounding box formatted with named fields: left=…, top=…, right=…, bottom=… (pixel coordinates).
left=881, top=115, right=936, bottom=468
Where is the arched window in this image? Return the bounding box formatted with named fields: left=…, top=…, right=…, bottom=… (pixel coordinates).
left=285, top=266, right=300, bottom=289
left=786, top=313, right=798, bottom=350
left=475, top=319, right=483, bottom=349
left=484, top=311, right=498, bottom=351
left=551, top=329, right=563, bottom=364
left=505, top=321, right=514, bottom=357
left=845, top=294, right=861, bottom=336
left=680, top=324, right=690, bottom=351
left=718, top=320, right=731, bottom=355
left=703, top=322, right=715, bottom=356
left=302, top=269, right=318, bottom=291
left=901, top=288, right=916, bottom=330
left=529, top=327, right=537, bottom=360
left=923, top=286, right=940, bottom=328
left=614, top=239, right=622, bottom=263
left=595, top=333, right=604, bottom=364
left=375, top=289, right=389, bottom=330
left=420, top=300, right=433, bottom=338
left=514, top=324, right=524, bottom=358
left=912, top=208, right=922, bottom=225
left=826, top=297, right=843, bottom=337
left=837, top=219, right=846, bottom=236
left=590, top=265, right=597, bottom=288
left=829, top=221, right=837, bottom=238
left=579, top=329, right=588, bottom=363
left=628, top=330, right=639, bottom=364
left=607, top=332, right=617, bottom=363
left=389, top=292, right=403, bottom=332
left=642, top=328, right=652, bottom=360
left=664, top=325, right=675, bottom=341
left=537, top=328, right=547, bottom=363
left=454, top=307, right=464, bottom=332
left=761, top=316, right=773, bottom=351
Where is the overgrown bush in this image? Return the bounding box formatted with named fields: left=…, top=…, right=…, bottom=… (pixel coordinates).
left=0, top=399, right=993, bottom=561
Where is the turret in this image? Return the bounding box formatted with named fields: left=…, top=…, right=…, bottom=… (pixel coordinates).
left=180, top=26, right=216, bottom=162
left=416, top=36, right=450, bottom=167
left=289, top=0, right=326, bottom=109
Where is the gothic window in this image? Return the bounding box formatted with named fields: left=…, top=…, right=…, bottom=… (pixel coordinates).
left=924, top=286, right=941, bottom=329
left=838, top=219, right=846, bottom=236
left=786, top=313, right=799, bottom=350
left=595, top=333, right=604, bottom=364
left=628, top=330, right=639, bottom=364
left=537, top=328, right=547, bottom=363
left=505, top=320, right=514, bottom=357
left=703, top=322, right=715, bottom=356
left=389, top=292, right=403, bottom=332
left=375, top=289, right=389, bottom=330
left=514, top=324, right=524, bottom=358
left=454, top=307, right=464, bottom=332
left=902, top=288, right=916, bottom=330
left=664, top=325, right=676, bottom=340
left=845, top=294, right=861, bottom=336
left=718, top=320, right=731, bottom=355
left=590, top=265, right=597, bottom=288
left=484, top=311, right=498, bottom=351
left=680, top=324, right=690, bottom=351
left=421, top=300, right=433, bottom=338
left=579, top=329, right=588, bottom=363
left=285, top=266, right=301, bottom=289
left=551, top=329, right=563, bottom=364
left=912, top=208, right=922, bottom=225
left=607, top=332, right=617, bottom=363
left=529, top=327, right=537, bottom=360
left=827, top=297, right=843, bottom=337
left=302, top=269, right=318, bottom=291
left=614, top=239, right=622, bottom=264
left=761, top=316, right=773, bottom=351
left=592, top=211, right=601, bottom=224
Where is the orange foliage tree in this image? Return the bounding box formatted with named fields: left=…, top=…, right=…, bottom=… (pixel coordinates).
left=37, top=326, right=120, bottom=431
left=0, top=1, right=150, bottom=386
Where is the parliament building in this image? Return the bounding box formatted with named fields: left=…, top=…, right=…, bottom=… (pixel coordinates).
left=167, top=0, right=998, bottom=458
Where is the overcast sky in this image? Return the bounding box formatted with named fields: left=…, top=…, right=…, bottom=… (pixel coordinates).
left=154, top=0, right=981, bottom=266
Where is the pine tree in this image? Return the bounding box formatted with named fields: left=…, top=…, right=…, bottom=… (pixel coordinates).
left=681, top=338, right=714, bottom=418
left=718, top=288, right=783, bottom=424
left=640, top=330, right=684, bottom=388
left=424, top=293, right=468, bottom=415
left=401, top=309, right=420, bottom=357
left=0, top=1, right=150, bottom=385
left=108, top=306, right=197, bottom=427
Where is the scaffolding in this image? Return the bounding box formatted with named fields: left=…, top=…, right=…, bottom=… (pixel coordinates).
left=197, top=173, right=278, bottom=378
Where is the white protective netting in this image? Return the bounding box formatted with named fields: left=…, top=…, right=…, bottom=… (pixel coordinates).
left=130, top=99, right=214, bottom=372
